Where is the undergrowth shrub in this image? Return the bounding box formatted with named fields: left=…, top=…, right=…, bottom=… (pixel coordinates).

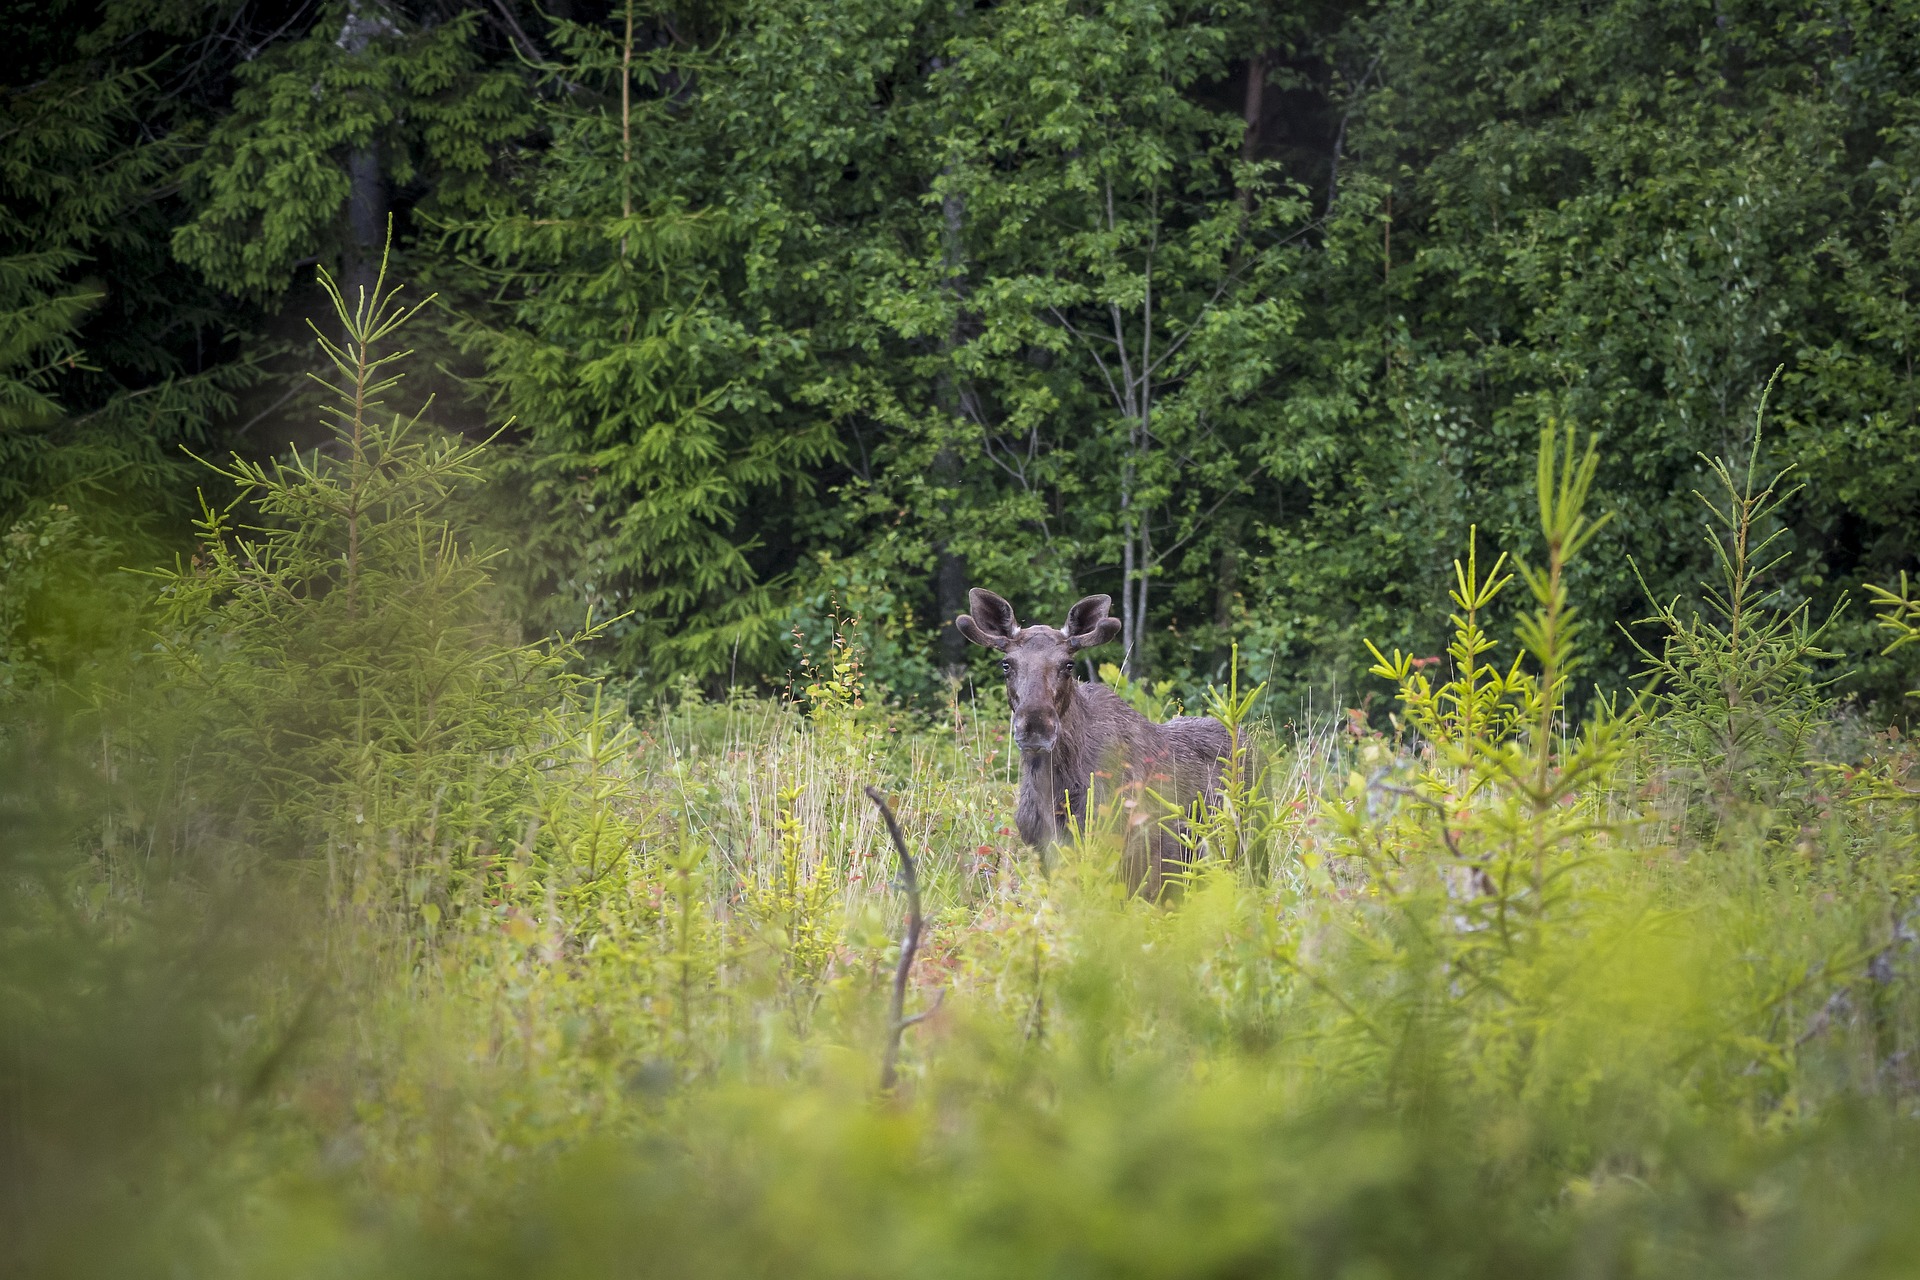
left=1161, top=647, right=1300, bottom=884
left=0, top=501, right=148, bottom=709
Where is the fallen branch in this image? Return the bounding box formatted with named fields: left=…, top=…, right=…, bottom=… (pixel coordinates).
left=866, top=784, right=933, bottom=1093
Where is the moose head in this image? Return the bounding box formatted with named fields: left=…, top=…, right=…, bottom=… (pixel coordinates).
left=956, top=588, right=1122, bottom=754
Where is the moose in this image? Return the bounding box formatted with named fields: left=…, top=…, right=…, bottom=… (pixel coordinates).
left=956, top=588, right=1232, bottom=896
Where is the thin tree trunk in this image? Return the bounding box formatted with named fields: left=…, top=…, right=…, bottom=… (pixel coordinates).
left=621, top=1, right=634, bottom=221
left=931, top=54, right=971, bottom=678
left=338, top=1, right=390, bottom=334
left=1132, top=276, right=1154, bottom=682
left=1120, top=475, right=1136, bottom=674
left=1238, top=52, right=1266, bottom=215
left=343, top=142, right=385, bottom=326
left=1128, top=506, right=1144, bottom=679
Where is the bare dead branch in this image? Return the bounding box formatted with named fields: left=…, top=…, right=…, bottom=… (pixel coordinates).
left=1327, top=50, right=1386, bottom=217
left=486, top=0, right=547, bottom=65
left=900, top=987, right=947, bottom=1029
left=866, top=784, right=930, bottom=1093
left=1147, top=465, right=1267, bottom=569
left=1046, top=304, right=1127, bottom=411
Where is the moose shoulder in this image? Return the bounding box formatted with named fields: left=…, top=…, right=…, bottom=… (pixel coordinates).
left=956, top=588, right=1232, bottom=896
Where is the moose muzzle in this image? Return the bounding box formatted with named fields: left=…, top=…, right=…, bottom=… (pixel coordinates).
left=1014, top=707, right=1060, bottom=755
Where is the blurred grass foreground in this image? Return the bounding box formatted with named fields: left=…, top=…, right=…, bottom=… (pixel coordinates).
left=5, top=268, right=1920, bottom=1280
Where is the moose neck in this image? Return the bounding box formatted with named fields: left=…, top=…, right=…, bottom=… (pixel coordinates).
left=1014, top=686, right=1085, bottom=847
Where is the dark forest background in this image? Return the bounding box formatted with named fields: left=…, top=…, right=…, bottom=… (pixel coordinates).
left=7, top=0, right=1919, bottom=710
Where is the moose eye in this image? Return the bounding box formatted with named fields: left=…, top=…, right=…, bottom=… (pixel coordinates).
left=1000, top=660, right=1012, bottom=676
left=1061, top=660, right=1075, bottom=676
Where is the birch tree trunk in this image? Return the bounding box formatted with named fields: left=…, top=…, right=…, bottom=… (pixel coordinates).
left=1133, top=271, right=1153, bottom=682
left=935, top=158, right=971, bottom=675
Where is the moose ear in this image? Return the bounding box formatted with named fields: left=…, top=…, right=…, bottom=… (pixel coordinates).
left=957, top=588, right=1017, bottom=651
left=1064, top=594, right=1122, bottom=651
left=1068, top=618, right=1122, bottom=652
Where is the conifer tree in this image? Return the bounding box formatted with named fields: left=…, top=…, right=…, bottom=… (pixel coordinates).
left=151, top=251, right=579, bottom=865
left=445, top=3, right=845, bottom=685
left=172, top=1, right=530, bottom=300
left=0, top=24, right=257, bottom=526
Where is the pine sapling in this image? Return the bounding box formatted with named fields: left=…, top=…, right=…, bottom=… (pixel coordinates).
left=1628, top=371, right=1840, bottom=812
left=1345, top=425, right=1625, bottom=974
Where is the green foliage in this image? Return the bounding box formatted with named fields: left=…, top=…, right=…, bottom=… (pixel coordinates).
left=173, top=2, right=528, bottom=298
left=904, top=0, right=1311, bottom=678
left=443, top=3, right=838, bottom=684
left=736, top=784, right=843, bottom=1027
left=11, top=0, right=1920, bottom=706
left=787, top=551, right=941, bottom=707
left=0, top=248, right=96, bottom=436
left=0, top=39, right=256, bottom=524
left=788, top=608, right=871, bottom=728
left=11, top=0, right=1920, bottom=710
left=0, top=712, right=301, bottom=1280
left=1866, top=575, right=1920, bottom=697
left=8, top=1, right=1920, bottom=1272
left=11, top=4, right=1920, bottom=1268
left=1172, top=645, right=1291, bottom=879
left=1630, top=381, right=1841, bottom=806
left=1242, top=0, right=1920, bottom=707
left=1095, top=660, right=1182, bottom=722
left=0, top=503, right=144, bottom=704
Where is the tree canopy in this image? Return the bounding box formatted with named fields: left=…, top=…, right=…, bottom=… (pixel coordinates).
left=6, top=0, right=1917, bottom=706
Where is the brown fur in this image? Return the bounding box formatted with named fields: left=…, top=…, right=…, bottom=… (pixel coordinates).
left=957, top=589, right=1232, bottom=897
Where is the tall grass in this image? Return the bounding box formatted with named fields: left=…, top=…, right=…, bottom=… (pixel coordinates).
left=3, top=270, right=1918, bottom=1278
